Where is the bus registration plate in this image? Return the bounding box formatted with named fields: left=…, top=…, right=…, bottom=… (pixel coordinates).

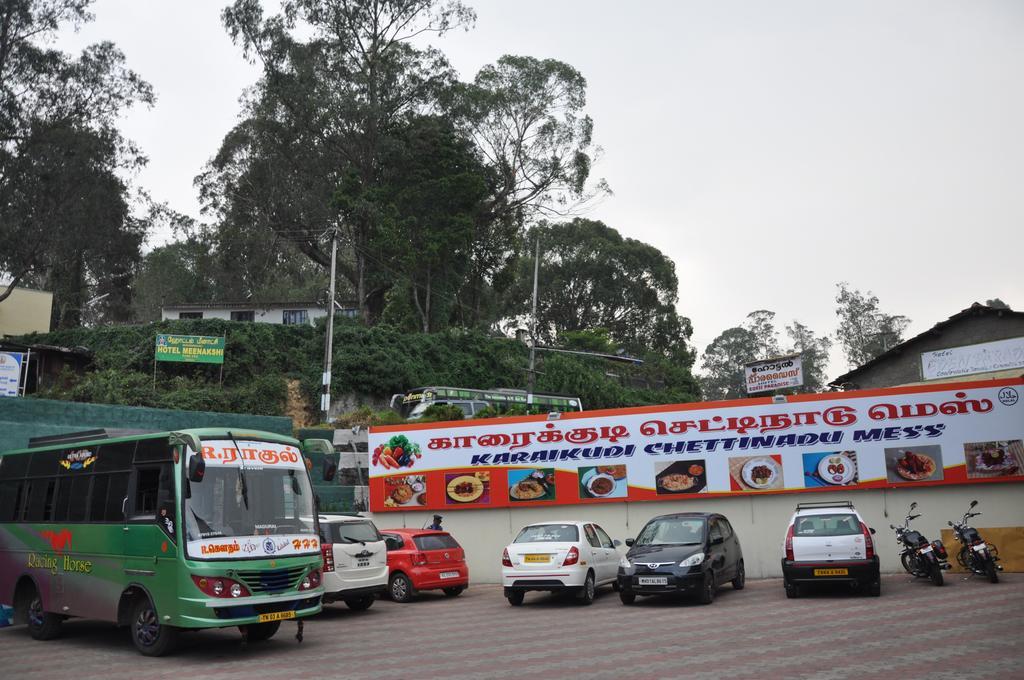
left=258, top=611, right=296, bottom=623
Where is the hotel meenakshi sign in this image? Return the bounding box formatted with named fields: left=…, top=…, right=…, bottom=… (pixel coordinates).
left=154, top=334, right=225, bottom=364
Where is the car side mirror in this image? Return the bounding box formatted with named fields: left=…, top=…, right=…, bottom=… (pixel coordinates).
left=869, top=527, right=876, bottom=535
left=625, top=538, right=635, bottom=547
left=187, top=453, right=206, bottom=482
left=909, top=502, right=917, bottom=511
left=969, top=500, right=978, bottom=508
left=613, top=539, right=622, bottom=547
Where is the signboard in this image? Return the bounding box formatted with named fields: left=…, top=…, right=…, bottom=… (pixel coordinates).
left=154, top=334, right=225, bottom=364
left=0, top=352, right=24, bottom=397
left=745, top=354, right=803, bottom=394
left=368, top=378, right=1024, bottom=512
left=921, top=336, right=1024, bottom=381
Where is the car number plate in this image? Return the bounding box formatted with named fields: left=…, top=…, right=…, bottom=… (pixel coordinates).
left=638, top=576, right=668, bottom=586
left=919, top=546, right=933, bottom=554
left=813, top=568, right=849, bottom=576
left=357, top=560, right=370, bottom=567
left=258, top=610, right=296, bottom=623
left=973, top=543, right=988, bottom=552
left=440, top=571, right=459, bottom=579
left=523, top=554, right=550, bottom=563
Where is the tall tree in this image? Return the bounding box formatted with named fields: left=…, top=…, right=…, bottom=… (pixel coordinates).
left=786, top=320, right=833, bottom=392
left=745, top=310, right=781, bottom=360
left=985, top=298, right=1010, bottom=310
left=507, top=219, right=693, bottom=361
left=0, top=0, right=153, bottom=321
left=204, top=0, right=473, bottom=322
left=835, top=283, right=911, bottom=368
left=700, top=326, right=757, bottom=401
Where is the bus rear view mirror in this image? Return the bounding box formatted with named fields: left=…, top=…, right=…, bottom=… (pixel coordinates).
left=322, top=457, right=337, bottom=483
left=303, top=438, right=337, bottom=482
left=188, top=454, right=206, bottom=482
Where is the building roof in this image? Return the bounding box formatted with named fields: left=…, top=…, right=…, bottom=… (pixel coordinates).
left=829, top=302, right=1024, bottom=387
left=162, top=301, right=323, bottom=311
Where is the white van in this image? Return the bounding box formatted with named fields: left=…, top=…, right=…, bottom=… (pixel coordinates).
left=318, top=514, right=389, bottom=610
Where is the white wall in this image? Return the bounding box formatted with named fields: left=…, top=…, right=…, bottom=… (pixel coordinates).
left=160, top=306, right=327, bottom=324
left=369, top=482, right=1024, bottom=583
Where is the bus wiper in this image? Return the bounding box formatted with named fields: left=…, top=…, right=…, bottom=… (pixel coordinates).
left=228, top=431, right=249, bottom=510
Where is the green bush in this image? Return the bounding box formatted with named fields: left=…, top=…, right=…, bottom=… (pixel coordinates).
left=417, top=404, right=465, bottom=422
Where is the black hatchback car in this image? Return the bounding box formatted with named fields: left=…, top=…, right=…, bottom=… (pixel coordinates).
left=618, top=512, right=744, bottom=604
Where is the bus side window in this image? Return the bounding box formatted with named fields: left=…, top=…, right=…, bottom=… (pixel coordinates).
left=131, top=465, right=170, bottom=521
left=0, top=480, right=24, bottom=522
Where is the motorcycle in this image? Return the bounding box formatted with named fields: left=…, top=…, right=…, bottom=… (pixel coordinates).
left=890, top=502, right=950, bottom=586
left=948, top=499, right=1002, bottom=583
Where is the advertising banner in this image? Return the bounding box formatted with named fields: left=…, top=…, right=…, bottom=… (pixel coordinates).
left=0, top=352, right=24, bottom=397
left=745, top=354, right=803, bottom=394
left=155, top=334, right=225, bottom=364
left=368, top=378, right=1024, bottom=512
left=921, top=336, right=1024, bottom=381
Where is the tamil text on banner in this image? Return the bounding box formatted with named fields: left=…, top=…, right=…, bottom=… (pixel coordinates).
left=744, top=354, right=803, bottom=394
left=155, top=334, right=225, bottom=364
left=0, top=352, right=24, bottom=397
left=368, top=379, right=1024, bottom=512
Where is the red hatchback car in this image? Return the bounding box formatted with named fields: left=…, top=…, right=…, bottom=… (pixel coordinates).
left=380, top=529, right=469, bottom=602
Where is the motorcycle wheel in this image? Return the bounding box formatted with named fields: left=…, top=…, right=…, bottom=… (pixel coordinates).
left=986, top=559, right=999, bottom=584
left=930, top=562, right=944, bottom=586
left=900, top=552, right=918, bottom=577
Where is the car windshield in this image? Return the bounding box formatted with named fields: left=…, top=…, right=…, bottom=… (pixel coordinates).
left=635, top=517, right=705, bottom=546
left=794, top=513, right=861, bottom=537
left=514, top=524, right=579, bottom=543
left=330, top=521, right=381, bottom=544
left=184, top=440, right=317, bottom=559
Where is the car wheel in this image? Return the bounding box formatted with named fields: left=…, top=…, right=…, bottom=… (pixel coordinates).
left=25, top=588, right=62, bottom=641
left=344, top=596, right=375, bottom=611
left=731, top=561, right=746, bottom=590
left=242, top=621, right=280, bottom=642
left=578, top=572, right=596, bottom=605
left=131, top=597, right=179, bottom=656
left=443, top=587, right=464, bottom=597
left=697, top=572, right=715, bottom=605
left=506, top=590, right=525, bottom=606
left=619, top=590, right=636, bottom=605
left=389, top=573, right=416, bottom=603
left=784, top=580, right=800, bottom=599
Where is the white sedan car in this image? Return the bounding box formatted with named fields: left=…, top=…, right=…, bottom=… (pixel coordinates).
left=502, top=521, right=621, bottom=606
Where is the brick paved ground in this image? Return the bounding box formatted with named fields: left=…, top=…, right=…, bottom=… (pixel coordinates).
left=2, top=574, right=1023, bottom=679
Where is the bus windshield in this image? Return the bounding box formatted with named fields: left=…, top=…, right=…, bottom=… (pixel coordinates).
left=185, top=439, right=318, bottom=559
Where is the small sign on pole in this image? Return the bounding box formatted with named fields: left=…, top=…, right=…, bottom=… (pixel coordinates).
left=0, top=351, right=24, bottom=398
left=744, top=353, right=804, bottom=394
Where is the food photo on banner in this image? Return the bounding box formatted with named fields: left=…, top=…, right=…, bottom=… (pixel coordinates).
left=366, top=378, right=1024, bottom=512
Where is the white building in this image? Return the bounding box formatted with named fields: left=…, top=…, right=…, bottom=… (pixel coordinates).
left=160, top=301, right=357, bottom=325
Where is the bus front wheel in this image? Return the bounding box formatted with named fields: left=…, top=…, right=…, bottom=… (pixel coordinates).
left=25, top=589, right=62, bottom=641
left=130, top=597, right=179, bottom=656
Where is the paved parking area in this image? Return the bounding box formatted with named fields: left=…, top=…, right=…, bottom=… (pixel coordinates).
left=2, top=574, right=1023, bottom=679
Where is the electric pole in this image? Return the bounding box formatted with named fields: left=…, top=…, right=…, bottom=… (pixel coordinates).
left=527, top=235, right=540, bottom=405
left=321, top=229, right=339, bottom=423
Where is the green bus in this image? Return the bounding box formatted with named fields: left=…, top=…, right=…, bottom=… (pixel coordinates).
left=0, top=428, right=336, bottom=655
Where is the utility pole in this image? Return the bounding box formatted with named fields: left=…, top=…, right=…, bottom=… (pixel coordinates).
left=526, top=235, right=540, bottom=405
left=321, top=229, right=339, bottom=423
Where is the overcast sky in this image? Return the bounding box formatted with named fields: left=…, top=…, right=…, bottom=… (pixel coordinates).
left=57, top=0, right=1024, bottom=382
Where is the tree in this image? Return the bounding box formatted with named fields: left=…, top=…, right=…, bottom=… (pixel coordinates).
left=452, top=55, right=607, bottom=324
left=204, top=0, right=474, bottom=322
left=745, top=310, right=781, bottom=360
left=700, top=326, right=757, bottom=401
left=985, top=298, right=1010, bottom=310
left=786, top=320, right=832, bottom=392
left=835, top=283, right=911, bottom=368
left=506, top=219, right=693, bottom=360
left=0, top=0, right=153, bottom=321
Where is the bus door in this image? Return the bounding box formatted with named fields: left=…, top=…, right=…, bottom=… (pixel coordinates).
left=123, top=447, right=177, bottom=599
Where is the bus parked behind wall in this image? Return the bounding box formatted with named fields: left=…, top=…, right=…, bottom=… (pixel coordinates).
left=0, top=428, right=335, bottom=655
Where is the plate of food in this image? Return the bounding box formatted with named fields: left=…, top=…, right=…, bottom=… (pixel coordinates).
left=584, top=472, right=617, bottom=498
left=972, top=442, right=1021, bottom=475
left=384, top=476, right=425, bottom=507
left=509, top=469, right=555, bottom=501
left=817, top=453, right=856, bottom=485
left=741, top=457, right=778, bottom=489
left=655, top=460, right=707, bottom=495
left=446, top=475, right=484, bottom=503
left=894, top=449, right=937, bottom=481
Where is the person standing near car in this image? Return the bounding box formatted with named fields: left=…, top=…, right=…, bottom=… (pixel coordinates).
left=428, top=515, right=443, bottom=530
